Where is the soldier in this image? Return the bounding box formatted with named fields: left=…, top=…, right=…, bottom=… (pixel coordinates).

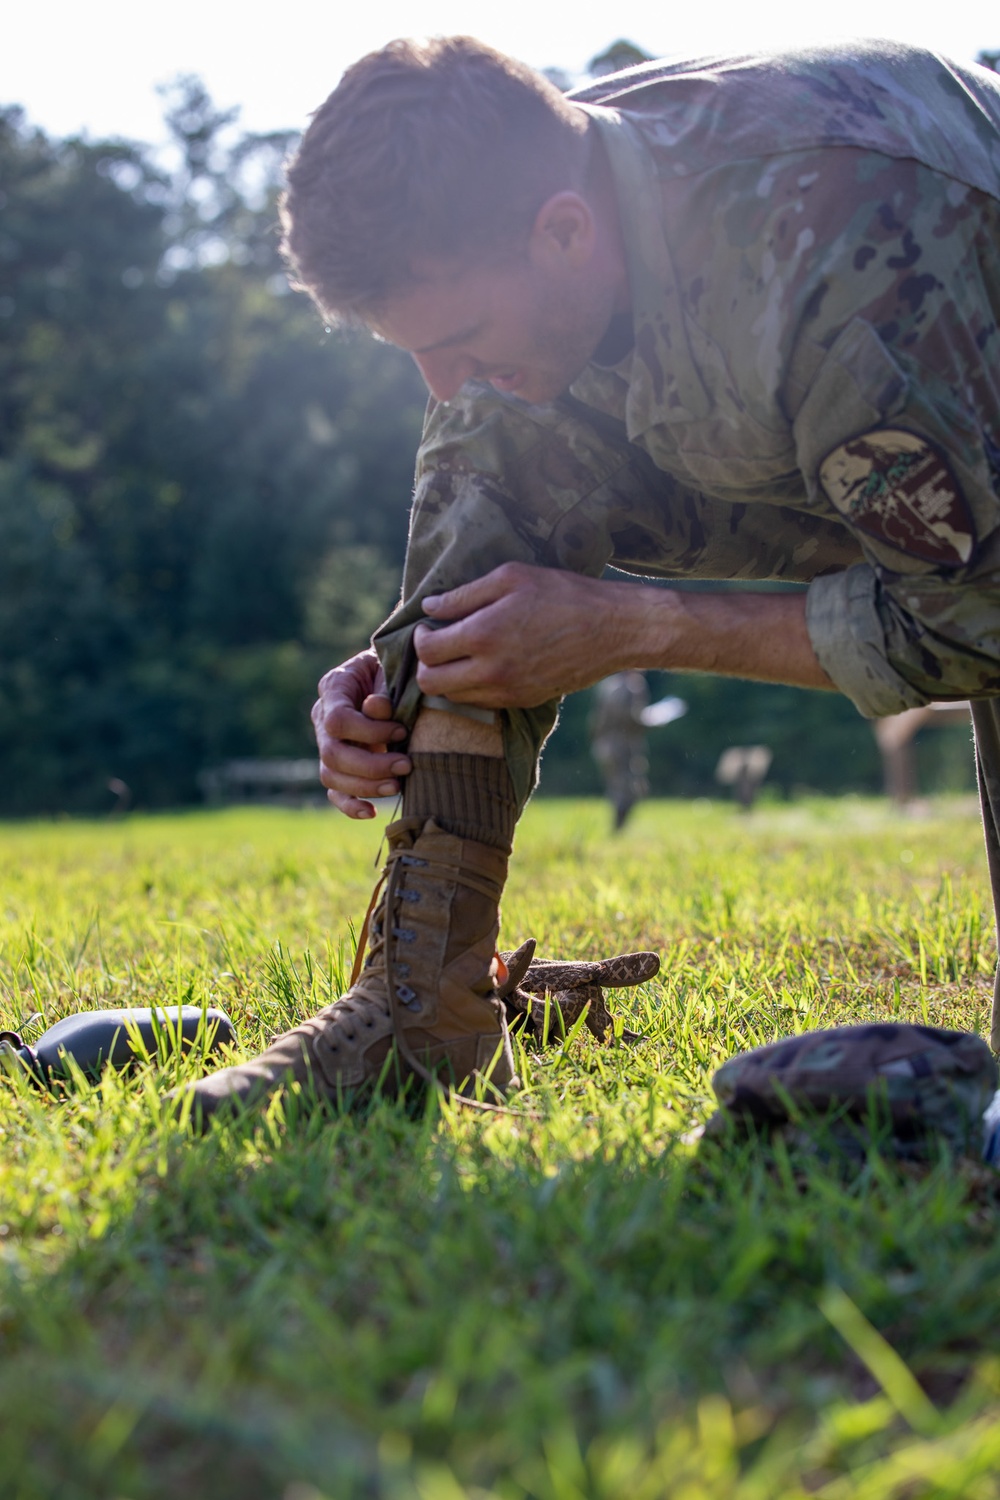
left=178, top=37, right=1000, bottom=1121
left=588, top=671, right=650, bottom=829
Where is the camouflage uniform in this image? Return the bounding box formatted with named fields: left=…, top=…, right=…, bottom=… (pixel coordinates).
left=373, top=43, right=1000, bottom=1040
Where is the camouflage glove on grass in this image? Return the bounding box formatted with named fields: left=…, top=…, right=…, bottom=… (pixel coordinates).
left=706, top=1023, right=999, bottom=1161
left=497, top=941, right=659, bottom=1044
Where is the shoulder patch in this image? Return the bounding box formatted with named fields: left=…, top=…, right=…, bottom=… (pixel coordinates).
left=818, top=428, right=975, bottom=566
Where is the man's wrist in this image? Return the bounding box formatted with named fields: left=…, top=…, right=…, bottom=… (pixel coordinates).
left=600, top=579, right=683, bottom=675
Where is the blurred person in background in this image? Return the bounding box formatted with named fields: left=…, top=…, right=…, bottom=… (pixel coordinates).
left=588, top=672, right=650, bottom=830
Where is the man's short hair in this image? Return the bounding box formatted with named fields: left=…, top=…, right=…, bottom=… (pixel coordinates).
left=280, top=36, right=589, bottom=323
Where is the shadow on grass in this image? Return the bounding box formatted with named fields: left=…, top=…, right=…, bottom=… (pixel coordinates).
left=4, top=1061, right=1000, bottom=1499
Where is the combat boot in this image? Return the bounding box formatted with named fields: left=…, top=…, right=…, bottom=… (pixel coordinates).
left=173, top=813, right=517, bottom=1126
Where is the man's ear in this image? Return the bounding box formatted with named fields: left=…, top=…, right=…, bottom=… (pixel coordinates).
left=529, top=191, right=595, bottom=267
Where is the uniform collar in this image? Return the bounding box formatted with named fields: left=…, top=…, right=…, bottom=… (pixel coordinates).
left=572, top=103, right=711, bottom=431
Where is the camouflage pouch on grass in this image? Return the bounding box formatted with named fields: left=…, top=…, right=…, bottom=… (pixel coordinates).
left=706, top=1023, right=998, bottom=1162
left=498, top=940, right=659, bottom=1045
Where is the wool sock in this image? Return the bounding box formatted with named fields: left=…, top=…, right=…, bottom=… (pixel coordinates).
left=402, top=752, right=519, bottom=852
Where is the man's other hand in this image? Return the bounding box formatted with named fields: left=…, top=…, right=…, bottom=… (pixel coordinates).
left=416, top=564, right=624, bottom=707
left=312, top=649, right=411, bottom=818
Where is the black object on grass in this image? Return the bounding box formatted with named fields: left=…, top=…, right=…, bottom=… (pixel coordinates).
left=0, top=1006, right=236, bottom=1086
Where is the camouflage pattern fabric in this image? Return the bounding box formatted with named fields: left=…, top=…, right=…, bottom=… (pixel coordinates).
left=375, top=43, right=1000, bottom=735
left=706, top=1023, right=999, bottom=1160
left=370, top=42, right=1000, bottom=1029
left=377, top=161, right=1000, bottom=781
left=573, top=67, right=1000, bottom=722
left=497, top=941, right=659, bottom=1044
left=374, top=383, right=863, bottom=805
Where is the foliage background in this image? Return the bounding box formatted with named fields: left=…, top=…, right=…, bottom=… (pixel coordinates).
left=0, top=72, right=985, bottom=814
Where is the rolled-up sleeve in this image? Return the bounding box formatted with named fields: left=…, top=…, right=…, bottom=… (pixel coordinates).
left=790, top=295, right=1000, bottom=719
left=806, top=564, right=930, bottom=717
left=807, top=545, right=1000, bottom=717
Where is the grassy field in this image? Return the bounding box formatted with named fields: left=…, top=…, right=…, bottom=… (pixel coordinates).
left=2, top=796, right=1000, bottom=1499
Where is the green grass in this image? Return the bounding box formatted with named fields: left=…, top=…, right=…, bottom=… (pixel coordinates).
left=2, top=796, right=1000, bottom=1499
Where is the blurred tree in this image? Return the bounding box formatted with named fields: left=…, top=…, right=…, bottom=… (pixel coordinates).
left=0, top=96, right=425, bottom=812
left=587, top=41, right=652, bottom=77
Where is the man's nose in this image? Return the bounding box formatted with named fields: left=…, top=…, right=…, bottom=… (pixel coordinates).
left=411, top=351, right=476, bottom=402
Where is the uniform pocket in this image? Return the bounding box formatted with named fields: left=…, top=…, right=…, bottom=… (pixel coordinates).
left=793, top=317, right=1000, bottom=575
left=793, top=317, right=910, bottom=478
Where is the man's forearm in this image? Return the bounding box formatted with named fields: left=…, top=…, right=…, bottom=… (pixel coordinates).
left=611, top=581, right=835, bottom=691
left=414, top=564, right=836, bottom=706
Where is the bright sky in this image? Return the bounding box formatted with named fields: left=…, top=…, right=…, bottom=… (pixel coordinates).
left=5, top=0, right=996, bottom=145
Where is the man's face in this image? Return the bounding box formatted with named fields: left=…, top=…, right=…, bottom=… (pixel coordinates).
left=369, top=250, right=609, bottom=406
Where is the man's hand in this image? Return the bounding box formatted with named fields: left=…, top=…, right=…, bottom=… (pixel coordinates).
left=312, top=649, right=411, bottom=818
left=415, top=561, right=834, bottom=703
left=314, top=569, right=832, bottom=818
left=416, top=563, right=629, bottom=707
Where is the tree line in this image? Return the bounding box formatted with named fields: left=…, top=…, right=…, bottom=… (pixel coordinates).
left=2, top=59, right=992, bottom=815
left=0, top=82, right=424, bottom=814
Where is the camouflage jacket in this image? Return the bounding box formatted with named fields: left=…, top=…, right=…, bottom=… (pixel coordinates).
left=378, top=42, right=1000, bottom=734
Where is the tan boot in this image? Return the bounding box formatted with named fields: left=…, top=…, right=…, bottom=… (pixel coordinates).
left=173, top=815, right=516, bottom=1126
